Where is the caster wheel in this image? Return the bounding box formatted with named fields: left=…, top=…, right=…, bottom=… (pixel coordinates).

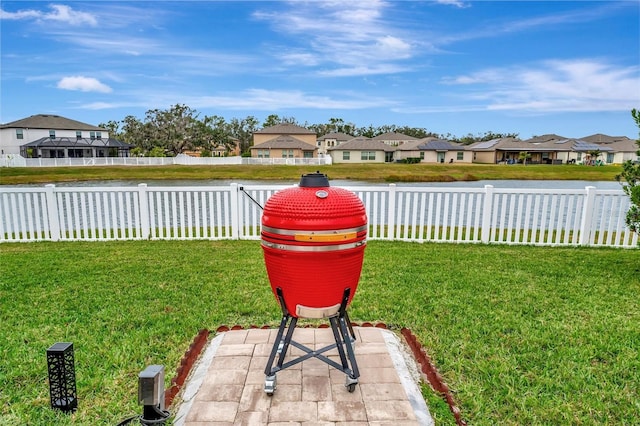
left=264, top=375, right=277, bottom=396
left=345, top=375, right=358, bottom=392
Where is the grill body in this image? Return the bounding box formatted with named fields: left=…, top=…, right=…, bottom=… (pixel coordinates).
left=261, top=175, right=367, bottom=318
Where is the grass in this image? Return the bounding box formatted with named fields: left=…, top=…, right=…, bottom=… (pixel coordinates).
left=1, top=240, right=638, bottom=425
left=0, top=163, right=623, bottom=185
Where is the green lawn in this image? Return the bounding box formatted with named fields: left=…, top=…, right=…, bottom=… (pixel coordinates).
left=1, top=240, right=638, bottom=425
left=0, top=163, right=623, bottom=185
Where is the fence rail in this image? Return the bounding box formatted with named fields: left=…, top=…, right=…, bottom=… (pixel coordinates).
left=0, top=184, right=637, bottom=247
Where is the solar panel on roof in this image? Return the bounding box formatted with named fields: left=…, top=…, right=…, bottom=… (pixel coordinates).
left=573, top=141, right=613, bottom=151
left=429, top=141, right=454, bottom=150
left=474, top=139, right=500, bottom=149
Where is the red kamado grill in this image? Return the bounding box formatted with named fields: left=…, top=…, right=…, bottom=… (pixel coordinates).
left=261, top=172, right=367, bottom=395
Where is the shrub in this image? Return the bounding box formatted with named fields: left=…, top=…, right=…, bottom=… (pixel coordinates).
left=148, top=147, right=166, bottom=157
left=616, top=108, right=640, bottom=239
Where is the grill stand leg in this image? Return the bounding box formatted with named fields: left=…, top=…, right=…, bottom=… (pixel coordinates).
left=264, top=287, right=360, bottom=395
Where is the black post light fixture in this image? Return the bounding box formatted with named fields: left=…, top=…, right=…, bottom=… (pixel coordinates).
left=46, top=342, right=77, bottom=413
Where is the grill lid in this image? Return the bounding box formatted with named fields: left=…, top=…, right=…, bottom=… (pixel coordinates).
left=261, top=187, right=366, bottom=230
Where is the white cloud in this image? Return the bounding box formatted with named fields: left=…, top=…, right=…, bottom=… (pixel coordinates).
left=186, top=89, right=398, bottom=111
left=376, top=35, right=412, bottom=59
left=445, top=76, right=480, bottom=85
left=81, top=102, right=119, bottom=110
left=254, top=1, right=417, bottom=75
left=41, top=31, right=252, bottom=75
left=57, top=76, right=113, bottom=93
left=434, top=0, right=468, bottom=8
left=50, top=32, right=163, bottom=55
left=279, top=52, right=321, bottom=67
left=0, top=4, right=97, bottom=26
left=442, top=70, right=503, bottom=85
left=438, top=3, right=628, bottom=46
left=442, top=59, right=640, bottom=113
left=79, top=88, right=397, bottom=112
left=0, top=8, right=40, bottom=20
left=318, top=64, right=407, bottom=77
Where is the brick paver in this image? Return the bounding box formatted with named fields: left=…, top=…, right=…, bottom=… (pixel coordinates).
left=175, top=327, right=432, bottom=425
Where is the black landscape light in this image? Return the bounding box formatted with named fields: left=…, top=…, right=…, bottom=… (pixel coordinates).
left=46, top=342, right=77, bottom=413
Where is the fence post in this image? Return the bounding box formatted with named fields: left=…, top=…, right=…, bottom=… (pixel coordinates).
left=579, top=186, right=597, bottom=246
left=481, top=185, right=494, bottom=243
left=45, top=184, right=60, bottom=241
left=138, top=184, right=150, bottom=239
left=230, top=183, right=240, bottom=240
left=387, top=184, right=396, bottom=240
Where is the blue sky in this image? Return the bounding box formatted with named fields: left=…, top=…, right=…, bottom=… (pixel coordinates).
left=1, top=1, right=639, bottom=139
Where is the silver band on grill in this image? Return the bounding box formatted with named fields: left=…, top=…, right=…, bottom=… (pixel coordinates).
left=261, top=240, right=366, bottom=252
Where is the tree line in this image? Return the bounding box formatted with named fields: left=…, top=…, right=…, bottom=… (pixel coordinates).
left=98, top=103, right=519, bottom=157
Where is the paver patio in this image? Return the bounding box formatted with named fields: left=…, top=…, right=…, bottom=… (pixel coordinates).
left=173, top=326, right=433, bottom=425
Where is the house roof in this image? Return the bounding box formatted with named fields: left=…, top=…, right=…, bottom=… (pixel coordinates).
left=527, top=138, right=614, bottom=152
left=21, top=137, right=133, bottom=149
left=603, top=138, right=640, bottom=152
left=328, top=137, right=395, bottom=152
left=523, top=134, right=567, bottom=143
left=468, top=137, right=565, bottom=152
left=467, top=136, right=622, bottom=153
left=371, top=132, right=418, bottom=141
left=250, top=135, right=316, bottom=150
left=1, top=114, right=105, bottom=131
left=318, top=132, right=353, bottom=141
left=468, top=137, right=522, bottom=151
left=580, top=134, right=633, bottom=144
left=395, top=138, right=464, bottom=151
left=526, top=139, right=575, bottom=152
left=420, top=139, right=465, bottom=151
left=570, top=140, right=614, bottom=152
left=394, top=140, right=425, bottom=151
left=254, top=123, right=315, bottom=135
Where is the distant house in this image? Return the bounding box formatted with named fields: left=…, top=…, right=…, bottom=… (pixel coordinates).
left=517, top=134, right=574, bottom=164
left=328, top=136, right=471, bottom=164
left=550, top=139, right=613, bottom=165
left=214, top=137, right=241, bottom=157
left=250, top=123, right=317, bottom=158
left=327, top=137, right=395, bottom=163
left=316, top=132, right=353, bottom=155
left=396, top=137, right=470, bottom=163
left=250, top=135, right=316, bottom=159
left=467, top=138, right=527, bottom=164
left=0, top=114, right=132, bottom=158
left=371, top=132, right=418, bottom=147
left=513, top=133, right=639, bottom=165
left=580, top=134, right=638, bottom=164
left=466, top=134, right=635, bottom=165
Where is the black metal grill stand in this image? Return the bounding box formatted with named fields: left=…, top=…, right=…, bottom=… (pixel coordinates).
left=264, top=287, right=360, bottom=395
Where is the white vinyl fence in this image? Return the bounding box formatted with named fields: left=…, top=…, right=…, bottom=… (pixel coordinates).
left=0, top=184, right=637, bottom=247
